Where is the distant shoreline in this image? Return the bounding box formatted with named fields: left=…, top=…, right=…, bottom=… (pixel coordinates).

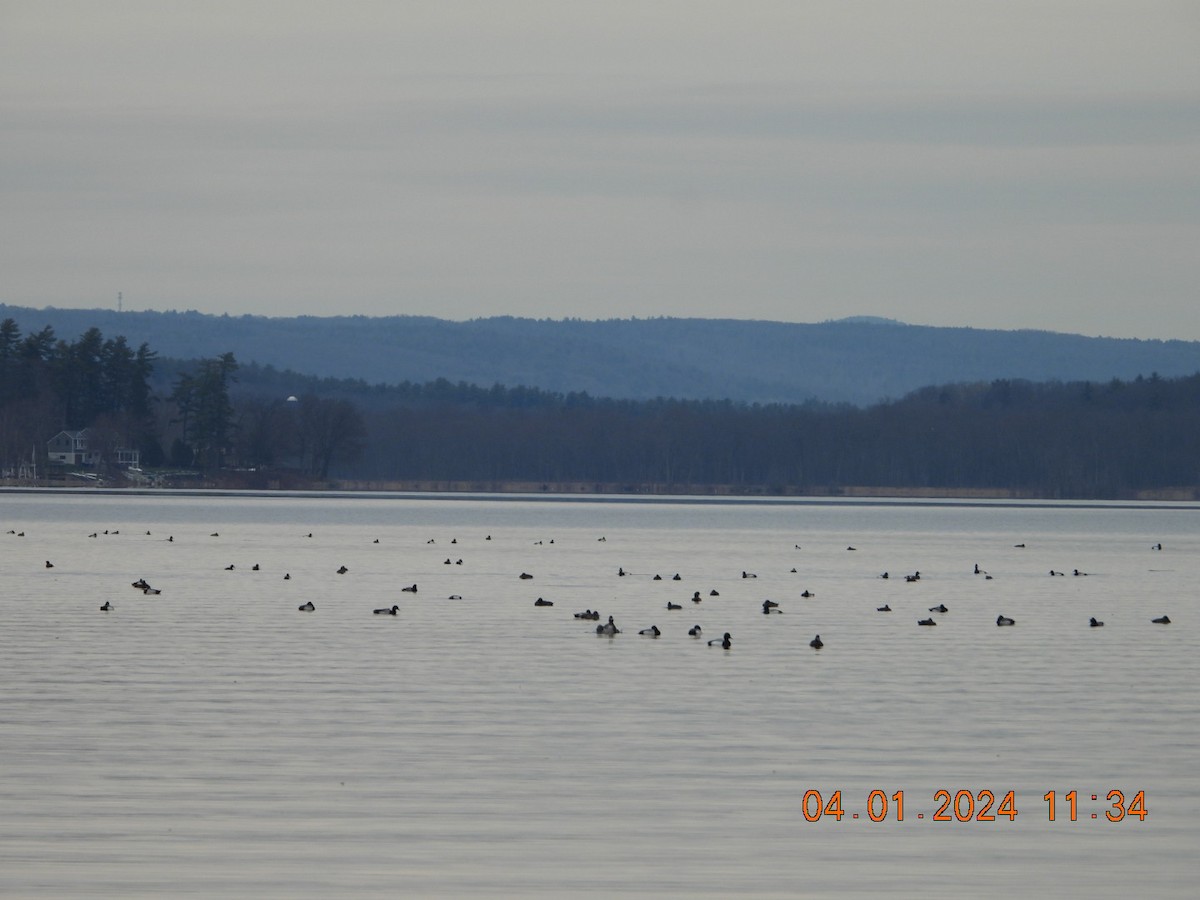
left=3, top=476, right=1197, bottom=504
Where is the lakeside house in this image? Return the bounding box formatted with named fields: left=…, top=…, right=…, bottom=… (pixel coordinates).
left=46, top=428, right=140, bottom=469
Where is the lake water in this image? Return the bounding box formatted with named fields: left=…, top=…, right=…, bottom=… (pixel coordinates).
left=1, top=491, right=1196, bottom=898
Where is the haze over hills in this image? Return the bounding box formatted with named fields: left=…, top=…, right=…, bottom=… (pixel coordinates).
left=3, top=303, right=1199, bottom=406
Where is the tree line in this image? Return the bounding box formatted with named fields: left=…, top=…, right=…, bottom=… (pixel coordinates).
left=2, top=318, right=1198, bottom=497
left=173, top=356, right=1200, bottom=497
left=344, top=373, right=1200, bottom=497
left=1, top=321, right=157, bottom=473
left=0, top=321, right=366, bottom=479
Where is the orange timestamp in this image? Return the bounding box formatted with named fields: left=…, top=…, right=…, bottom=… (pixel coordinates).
left=802, top=789, right=1148, bottom=823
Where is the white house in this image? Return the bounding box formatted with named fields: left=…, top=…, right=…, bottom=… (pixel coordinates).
left=46, top=428, right=140, bottom=468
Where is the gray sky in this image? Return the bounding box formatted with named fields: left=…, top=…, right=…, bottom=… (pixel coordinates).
left=3, top=1, right=1198, bottom=339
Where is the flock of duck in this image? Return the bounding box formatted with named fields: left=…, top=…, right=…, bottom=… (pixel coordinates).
left=874, top=561, right=1173, bottom=628
left=15, top=528, right=1178, bottom=640
left=581, top=547, right=1174, bottom=645
left=532, top=562, right=1174, bottom=650
left=510, top=544, right=1172, bottom=651
left=581, top=613, right=740, bottom=648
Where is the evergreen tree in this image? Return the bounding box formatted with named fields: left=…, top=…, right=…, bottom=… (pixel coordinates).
left=171, top=353, right=238, bottom=471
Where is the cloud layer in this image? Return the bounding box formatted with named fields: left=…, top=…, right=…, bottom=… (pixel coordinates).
left=2, top=1, right=1198, bottom=338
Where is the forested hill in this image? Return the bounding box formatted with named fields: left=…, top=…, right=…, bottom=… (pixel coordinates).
left=4, top=304, right=1200, bottom=406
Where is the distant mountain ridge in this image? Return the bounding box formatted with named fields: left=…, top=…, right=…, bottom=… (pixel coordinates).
left=3, top=304, right=1199, bottom=406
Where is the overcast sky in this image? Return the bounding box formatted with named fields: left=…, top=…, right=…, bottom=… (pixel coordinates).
left=3, top=2, right=1198, bottom=339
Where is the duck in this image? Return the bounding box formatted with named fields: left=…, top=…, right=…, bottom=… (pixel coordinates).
left=374, top=605, right=399, bottom=615
left=708, top=632, right=732, bottom=648
left=225, top=564, right=235, bottom=571
left=1089, top=617, right=1104, bottom=627
left=709, top=590, right=720, bottom=596
left=742, top=571, right=757, bottom=579
left=283, top=573, right=291, bottom=580
left=1152, top=615, right=1171, bottom=624
left=596, top=616, right=620, bottom=635
left=132, top=578, right=150, bottom=590
left=763, top=599, right=779, bottom=608
left=929, top=604, right=948, bottom=613
left=688, top=625, right=703, bottom=637
left=672, top=574, right=681, bottom=581
left=666, top=602, right=682, bottom=610
left=801, top=590, right=814, bottom=598
left=401, top=584, right=418, bottom=593
left=880, top=572, right=889, bottom=579
left=996, top=615, right=1016, bottom=626
left=449, top=595, right=463, bottom=600
left=876, top=604, right=891, bottom=612
left=45, top=560, right=53, bottom=568
left=918, top=618, right=937, bottom=626
left=618, top=567, right=627, bottom=576
left=762, top=601, right=781, bottom=614
left=534, top=598, right=554, bottom=606
left=653, top=574, right=662, bottom=580
left=336, top=565, right=349, bottom=574
left=692, top=592, right=703, bottom=604
left=252, top=564, right=260, bottom=571
left=639, top=625, right=661, bottom=637
left=519, top=572, right=533, bottom=580
left=574, top=610, right=599, bottom=620
left=1073, top=569, right=1088, bottom=576
left=142, top=587, right=161, bottom=595
left=100, top=601, right=113, bottom=611
left=809, top=634, right=824, bottom=649
left=298, top=601, right=315, bottom=612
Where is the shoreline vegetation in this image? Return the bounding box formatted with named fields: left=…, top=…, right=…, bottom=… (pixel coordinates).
left=5, top=318, right=1200, bottom=502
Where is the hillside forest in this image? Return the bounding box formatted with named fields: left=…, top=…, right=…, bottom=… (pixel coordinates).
left=2, top=319, right=1198, bottom=499
left=6, top=303, right=1200, bottom=407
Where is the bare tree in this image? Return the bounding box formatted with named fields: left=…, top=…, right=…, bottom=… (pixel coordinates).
left=296, top=394, right=366, bottom=478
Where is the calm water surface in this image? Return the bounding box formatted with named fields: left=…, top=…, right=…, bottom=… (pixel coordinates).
left=1, top=491, right=1197, bottom=898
